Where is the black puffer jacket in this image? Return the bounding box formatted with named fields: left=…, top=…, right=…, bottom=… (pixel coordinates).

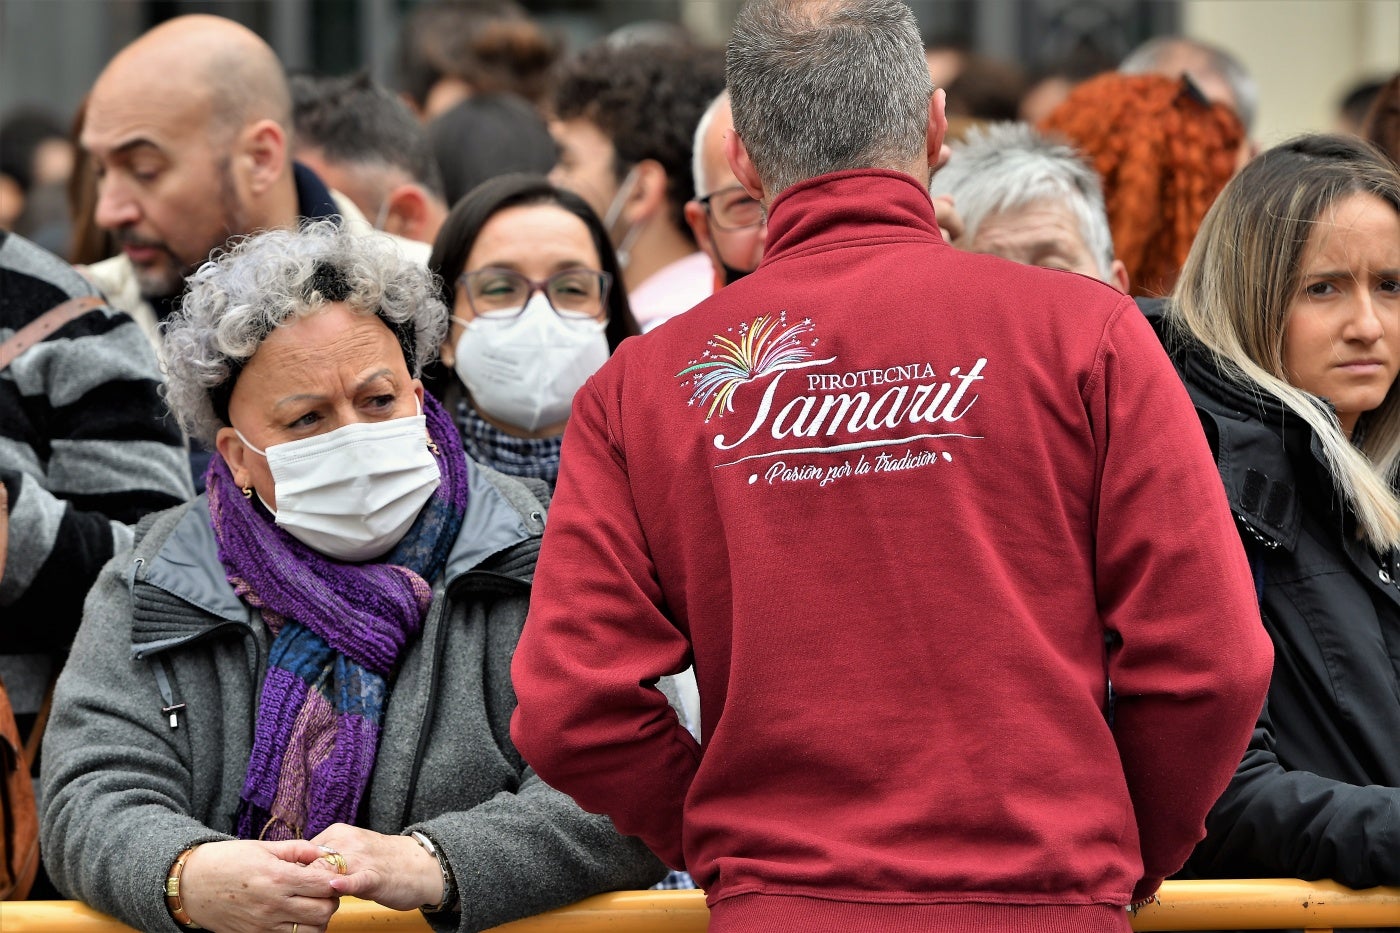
left=1145, top=300, right=1400, bottom=892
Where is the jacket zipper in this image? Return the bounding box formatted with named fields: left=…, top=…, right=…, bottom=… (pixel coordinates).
left=398, top=569, right=530, bottom=829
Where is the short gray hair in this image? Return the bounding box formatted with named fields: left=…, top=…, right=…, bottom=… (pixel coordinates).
left=1120, top=36, right=1257, bottom=133
left=162, top=220, right=447, bottom=445
left=930, top=122, right=1117, bottom=280
left=727, top=0, right=933, bottom=197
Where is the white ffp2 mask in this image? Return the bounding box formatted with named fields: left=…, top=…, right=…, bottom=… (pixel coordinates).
left=237, top=411, right=441, bottom=562
left=453, top=294, right=609, bottom=433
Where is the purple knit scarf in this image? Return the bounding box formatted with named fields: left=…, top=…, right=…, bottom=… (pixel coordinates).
left=207, top=394, right=469, bottom=840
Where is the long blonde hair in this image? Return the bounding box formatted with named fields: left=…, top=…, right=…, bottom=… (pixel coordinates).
left=1169, top=134, right=1400, bottom=550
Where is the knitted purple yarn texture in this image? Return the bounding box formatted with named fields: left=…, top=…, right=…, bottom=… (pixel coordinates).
left=207, top=393, right=469, bottom=840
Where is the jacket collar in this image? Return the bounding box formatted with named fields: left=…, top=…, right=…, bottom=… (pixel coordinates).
left=292, top=161, right=343, bottom=224
left=135, top=457, right=540, bottom=638
left=1188, top=370, right=1308, bottom=553
left=760, top=169, right=944, bottom=268
left=1143, top=298, right=1316, bottom=552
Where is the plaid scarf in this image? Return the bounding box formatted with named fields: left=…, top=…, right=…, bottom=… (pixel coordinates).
left=456, top=397, right=562, bottom=485
left=207, top=393, right=469, bottom=840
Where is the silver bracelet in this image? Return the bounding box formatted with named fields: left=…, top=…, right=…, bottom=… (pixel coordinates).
left=407, top=830, right=457, bottom=913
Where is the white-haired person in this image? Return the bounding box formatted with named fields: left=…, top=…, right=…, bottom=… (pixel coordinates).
left=930, top=121, right=1128, bottom=292
left=39, top=220, right=662, bottom=933
left=1153, top=134, right=1400, bottom=891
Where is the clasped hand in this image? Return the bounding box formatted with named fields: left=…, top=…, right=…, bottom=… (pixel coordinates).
left=178, top=827, right=443, bottom=933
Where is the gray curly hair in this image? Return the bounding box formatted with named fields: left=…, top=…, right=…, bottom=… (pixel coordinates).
left=162, top=220, right=447, bottom=445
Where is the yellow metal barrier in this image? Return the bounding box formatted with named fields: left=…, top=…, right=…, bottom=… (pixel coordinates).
left=1133, top=879, right=1400, bottom=931
left=3, top=881, right=1400, bottom=932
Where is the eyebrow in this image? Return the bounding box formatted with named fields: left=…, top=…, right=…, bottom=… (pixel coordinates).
left=1300, top=269, right=1357, bottom=281
left=271, top=370, right=398, bottom=411
left=84, top=136, right=165, bottom=160
left=476, top=261, right=596, bottom=276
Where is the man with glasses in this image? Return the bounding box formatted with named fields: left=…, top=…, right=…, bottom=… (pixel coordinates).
left=684, top=91, right=768, bottom=291
left=548, top=37, right=725, bottom=331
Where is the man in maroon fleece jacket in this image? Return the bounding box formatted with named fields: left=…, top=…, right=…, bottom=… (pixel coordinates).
left=511, top=1, right=1273, bottom=930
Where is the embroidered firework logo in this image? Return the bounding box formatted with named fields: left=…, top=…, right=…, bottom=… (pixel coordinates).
left=676, top=312, right=832, bottom=422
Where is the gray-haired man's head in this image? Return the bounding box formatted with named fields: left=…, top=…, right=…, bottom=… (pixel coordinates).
left=290, top=72, right=447, bottom=244
left=1120, top=36, right=1257, bottom=135
left=930, top=122, right=1128, bottom=291
left=726, top=0, right=938, bottom=200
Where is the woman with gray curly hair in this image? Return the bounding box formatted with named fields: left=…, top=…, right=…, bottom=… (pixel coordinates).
left=39, top=221, right=664, bottom=933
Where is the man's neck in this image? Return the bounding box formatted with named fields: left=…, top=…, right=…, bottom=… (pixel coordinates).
left=759, top=161, right=933, bottom=213
left=623, top=219, right=696, bottom=292
left=259, top=178, right=302, bottom=231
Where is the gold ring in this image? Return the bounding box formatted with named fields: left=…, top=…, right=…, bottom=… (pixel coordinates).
left=319, top=851, right=347, bottom=875
left=292, top=924, right=299, bottom=933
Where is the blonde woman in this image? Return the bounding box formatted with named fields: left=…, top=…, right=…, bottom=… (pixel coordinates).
left=1156, top=134, right=1400, bottom=888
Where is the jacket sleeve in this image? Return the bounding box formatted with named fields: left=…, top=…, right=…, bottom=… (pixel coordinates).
left=38, top=548, right=232, bottom=933
left=1189, top=700, right=1400, bottom=887
left=510, top=373, right=701, bottom=870
left=412, top=523, right=667, bottom=933
left=1088, top=300, right=1275, bottom=901
left=411, top=768, right=666, bottom=933
left=1, top=310, right=192, bottom=649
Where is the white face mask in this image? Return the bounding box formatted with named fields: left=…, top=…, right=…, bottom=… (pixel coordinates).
left=453, top=293, right=610, bottom=433
left=602, top=166, right=644, bottom=269
left=236, top=408, right=441, bottom=562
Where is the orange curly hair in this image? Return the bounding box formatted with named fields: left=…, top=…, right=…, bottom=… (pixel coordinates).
left=1040, top=73, right=1244, bottom=297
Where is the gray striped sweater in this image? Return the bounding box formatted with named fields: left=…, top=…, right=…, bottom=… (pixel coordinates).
left=0, top=231, right=192, bottom=712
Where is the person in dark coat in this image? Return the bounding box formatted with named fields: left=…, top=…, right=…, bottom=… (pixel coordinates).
left=1155, top=134, right=1400, bottom=897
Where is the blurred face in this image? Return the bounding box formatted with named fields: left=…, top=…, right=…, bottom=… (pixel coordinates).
left=444, top=203, right=606, bottom=361
left=216, top=302, right=423, bottom=509
left=964, top=199, right=1125, bottom=290
left=1282, top=192, right=1400, bottom=438
left=0, top=173, right=21, bottom=230
left=83, top=79, right=247, bottom=299
left=295, top=147, right=378, bottom=223
left=548, top=117, right=620, bottom=222
left=687, top=99, right=767, bottom=284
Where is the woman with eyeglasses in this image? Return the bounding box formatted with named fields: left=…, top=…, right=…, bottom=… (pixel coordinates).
left=428, top=174, right=640, bottom=486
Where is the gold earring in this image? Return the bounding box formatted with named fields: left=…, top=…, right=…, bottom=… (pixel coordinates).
left=242, top=486, right=253, bottom=499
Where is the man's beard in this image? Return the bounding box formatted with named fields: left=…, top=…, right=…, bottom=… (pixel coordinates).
left=128, top=159, right=247, bottom=301
left=718, top=257, right=754, bottom=287
left=119, top=230, right=190, bottom=300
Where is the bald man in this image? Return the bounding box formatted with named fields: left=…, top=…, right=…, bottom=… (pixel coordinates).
left=81, top=15, right=390, bottom=343
left=683, top=91, right=768, bottom=294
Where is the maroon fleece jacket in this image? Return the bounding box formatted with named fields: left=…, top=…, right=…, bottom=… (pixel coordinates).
left=511, top=169, right=1273, bottom=932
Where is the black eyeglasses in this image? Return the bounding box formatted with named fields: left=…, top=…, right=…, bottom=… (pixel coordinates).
left=696, top=185, right=765, bottom=231
left=458, top=268, right=612, bottom=321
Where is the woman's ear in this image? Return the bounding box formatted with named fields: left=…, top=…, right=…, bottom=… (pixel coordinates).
left=215, top=425, right=253, bottom=488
